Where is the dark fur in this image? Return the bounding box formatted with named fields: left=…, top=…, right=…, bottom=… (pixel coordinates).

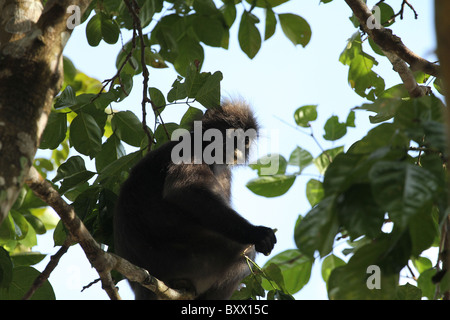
left=114, top=101, right=276, bottom=299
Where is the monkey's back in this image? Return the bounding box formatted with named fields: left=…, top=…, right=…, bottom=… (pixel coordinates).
left=113, top=141, right=254, bottom=299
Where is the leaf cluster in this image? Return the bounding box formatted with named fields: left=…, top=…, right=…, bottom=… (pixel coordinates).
left=83, top=0, right=311, bottom=75
left=245, top=1, right=447, bottom=299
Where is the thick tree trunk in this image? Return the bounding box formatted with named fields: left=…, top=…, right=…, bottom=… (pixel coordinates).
left=435, top=0, right=450, bottom=300
left=0, top=0, right=92, bottom=224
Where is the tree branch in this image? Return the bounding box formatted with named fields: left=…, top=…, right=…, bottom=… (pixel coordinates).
left=382, top=50, right=430, bottom=98
left=25, top=166, right=193, bottom=300
left=345, top=0, right=440, bottom=79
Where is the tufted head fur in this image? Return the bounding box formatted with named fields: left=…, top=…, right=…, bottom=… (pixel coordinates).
left=201, top=100, right=259, bottom=134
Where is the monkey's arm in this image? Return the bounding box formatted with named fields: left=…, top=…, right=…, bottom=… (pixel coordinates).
left=163, top=164, right=276, bottom=255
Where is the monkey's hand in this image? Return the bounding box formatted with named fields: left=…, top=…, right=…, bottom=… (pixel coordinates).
left=252, top=226, right=277, bottom=256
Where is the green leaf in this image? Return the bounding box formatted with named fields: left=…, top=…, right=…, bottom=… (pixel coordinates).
left=10, top=252, right=46, bottom=267
left=0, top=213, right=17, bottom=240
left=193, top=15, right=226, bottom=48
left=63, top=56, right=77, bottom=83
left=96, top=150, right=142, bottom=187
left=408, top=207, right=439, bottom=257
left=322, top=153, right=369, bottom=196
left=262, top=263, right=286, bottom=292
left=194, top=0, right=219, bottom=15
left=263, top=249, right=313, bottom=294
left=377, top=3, right=395, bottom=27
left=139, top=0, right=163, bottom=28
left=173, top=36, right=204, bottom=76
left=72, top=186, right=101, bottom=221
left=10, top=210, right=29, bottom=241
left=145, top=48, right=168, bottom=69
left=149, top=87, right=166, bottom=112
left=151, top=14, right=181, bottom=59
left=246, top=175, right=296, bottom=197
left=396, top=283, right=422, bottom=300
left=340, top=32, right=385, bottom=100
left=22, top=212, right=46, bottom=235
left=39, top=112, right=67, bottom=150
left=347, top=123, right=409, bottom=154
left=417, top=268, right=436, bottom=300
left=369, top=161, right=439, bottom=228
left=185, top=64, right=210, bottom=98
left=86, top=14, right=102, bottom=46
left=52, top=156, right=96, bottom=195
left=356, top=97, right=403, bottom=124
left=0, top=267, right=55, bottom=300
left=154, top=122, right=180, bottom=147
left=111, top=111, right=146, bottom=147
left=440, top=269, right=450, bottom=295
left=95, top=135, right=126, bottom=172
left=264, top=8, right=277, bottom=40
left=288, top=146, right=313, bottom=173
left=69, top=112, right=102, bottom=158
left=0, top=247, right=12, bottom=288
left=394, top=96, right=447, bottom=152
left=54, top=85, right=77, bottom=109
left=335, top=183, right=385, bottom=239
left=293, top=105, right=317, bottom=127
left=323, top=115, right=347, bottom=141
left=313, top=146, right=344, bottom=175
left=180, top=107, right=204, bottom=129
left=238, top=11, right=261, bottom=59
left=412, top=256, right=432, bottom=274
left=295, top=196, right=339, bottom=258
left=100, top=16, right=120, bottom=44
left=195, top=71, right=223, bottom=108
left=328, top=233, right=409, bottom=299
left=53, top=221, right=67, bottom=247
left=278, top=13, right=311, bottom=47
left=249, top=154, right=287, bottom=176
left=349, top=54, right=385, bottom=99
left=232, top=273, right=265, bottom=300
left=328, top=262, right=398, bottom=300
left=29, top=207, right=59, bottom=231
left=305, top=178, right=324, bottom=207
left=220, top=0, right=236, bottom=27
left=346, top=110, right=355, bottom=127
left=167, top=76, right=187, bottom=102
left=85, top=13, right=119, bottom=46
left=321, top=254, right=345, bottom=285
left=245, top=0, right=289, bottom=8
left=434, top=78, right=444, bottom=95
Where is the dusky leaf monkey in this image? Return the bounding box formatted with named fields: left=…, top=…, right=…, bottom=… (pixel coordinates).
left=114, top=100, right=276, bottom=299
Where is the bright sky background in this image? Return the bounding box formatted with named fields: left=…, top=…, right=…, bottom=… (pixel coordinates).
left=34, top=0, right=438, bottom=300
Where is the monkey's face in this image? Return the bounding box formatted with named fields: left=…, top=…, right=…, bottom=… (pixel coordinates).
left=226, top=129, right=256, bottom=165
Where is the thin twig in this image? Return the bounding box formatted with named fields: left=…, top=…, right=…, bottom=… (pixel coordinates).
left=90, top=31, right=135, bottom=104
left=81, top=278, right=101, bottom=292
left=273, top=115, right=329, bottom=160
left=22, top=237, right=72, bottom=300
left=124, top=0, right=161, bottom=149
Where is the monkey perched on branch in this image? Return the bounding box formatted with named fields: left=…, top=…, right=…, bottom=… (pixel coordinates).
left=114, top=101, right=276, bottom=300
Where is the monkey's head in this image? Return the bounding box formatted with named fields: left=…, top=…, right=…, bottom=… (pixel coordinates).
left=202, top=100, right=259, bottom=165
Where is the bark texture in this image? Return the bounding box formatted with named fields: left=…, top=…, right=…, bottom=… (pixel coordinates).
left=0, top=0, right=92, bottom=223
left=435, top=0, right=450, bottom=300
